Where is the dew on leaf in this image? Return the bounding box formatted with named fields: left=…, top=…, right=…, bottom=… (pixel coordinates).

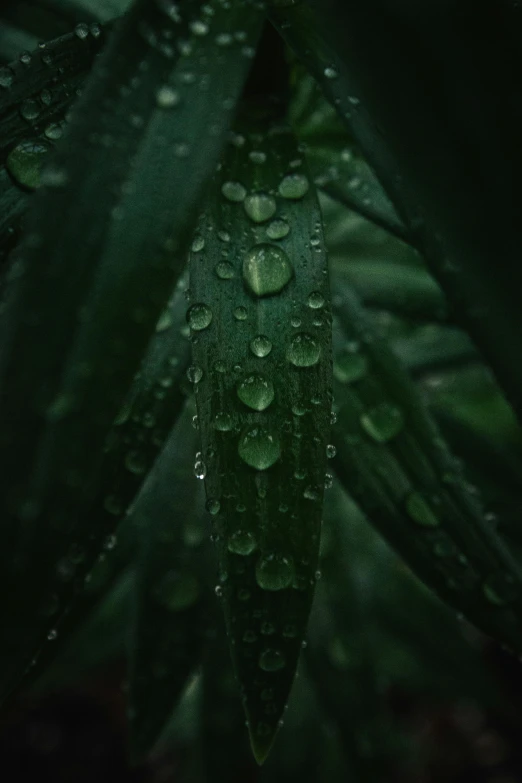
left=360, top=403, right=404, bottom=443
left=228, top=530, right=257, bottom=556
left=278, top=172, right=309, bottom=199
left=187, top=302, right=212, bottom=330
left=256, top=553, right=295, bottom=591
left=215, top=260, right=235, bottom=279
left=406, top=491, right=440, bottom=527
left=243, top=244, right=293, bottom=296
left=244, top=192, right=277, bottom=223
left=237, top=374, right=274, bottom=411
left=266, top=218, right=290, bottom=240
left=6, top=139, right=52, bottom=190
left=250, top=335, right=272, bottom=358
left=259, top=648, right=286, bottom=672
left=287, top=333, right=321, bottom=367
left=238, top=426, right=281, bottom=470
left=307, top=291, right=325, bottom=309
left=234, top=305, right=248, bottom=321
left=221, top=180, right=246, bottom=202
left=156, top=84, right=180, bottom=108
left=214, top=412, right=233, bottom=431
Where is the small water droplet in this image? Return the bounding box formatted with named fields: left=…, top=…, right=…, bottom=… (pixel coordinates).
left=482, top=572, right=518, bottom=606
left=194, top=456, right=207, bottom=479
left=156, top=84, right=180, bottom=108
left=278, top=172, right=309, bottom=199
left=6, top=139, right=52, bottom=190
left=266, top=218, right=290, bottom=240
left=187, top=302, right=212, bottom=330
left=249, top=150, right=267, bottom=164
left=238, top=427, right=281, bottom=470
left=20, top=99, right=40, bottom=122
left=307, top=291, right=325, bottom=309
left=47, top=629, right=58, bottom=641
left=324, top=66, right=338, bottom=79
left=228, top=530, right=257, bottom=555
left=406, top=492, right=439, bottom=527
left=0, top=67, right=13, bottom=88
left=256, top=553, right=295, bottom=590
left=186, top=364, right=203, bottom=384
left=250, top=335, right=272, bottom=358
left=215, top=260, right=235, bottom=279
left=237, top=374, right=274, bottom=411
left=326, top=444, right=336, bottom=459
left=214, top=412, right=233, bottom=431
left=259, top=648, right=286, bottom=672
left=221, top=180, right=246, bottom=202
left=333, top=350, right=368, bottom=383
left=244, top=192, right=277, bottom=223
left=74, top=22, right=90, bottom=39
left=243, top=243, right=293, bottom=296
left=125, top=450, right=147, bottom=475
left=191, top=234, right=205, bottom=252
left=287, top=333, right=321, bottom=367
left=233, top=305, right=248, bottom=321
left=206, top=498, right=221, bottom=515
left=360, top=403, right=404, bottom=443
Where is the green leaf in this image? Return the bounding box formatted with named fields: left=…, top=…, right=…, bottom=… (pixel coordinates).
left=0, top=0, right=264, bottom=702
left=331, top=284, right=522, bottom=653
left=188, top=111, right=332, bottom=763
left=128, top=400, right=211, bottom=761
left=271, top=0, right=522, bottom=422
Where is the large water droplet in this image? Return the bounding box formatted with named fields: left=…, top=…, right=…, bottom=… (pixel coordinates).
left=187, top=302, right=212, bottom=330
left=6, top=139, right=51, bottom=190
left=256, top=553, right=294, bottom=591
left=360, top=403, right=404, bottom=443
left=250, top=335, right=272, bottom=358
left=237, top=374, right=274, bottom=411
left=243, top=244, right=293, bottom=296
left=259, top=648, right=286, bottom=672
left=221, top=180, right=246, bottom=202
left=406, top=491, right=439, bottom=527
left=287, top=333, right=321, bottom=367
left=244, top=192, right=277, bottom=223
left=228, top=530, right=257, bottom=556
left=278, top=172, right=309, bottom=199
left=238, top=427, right=281, bottom=470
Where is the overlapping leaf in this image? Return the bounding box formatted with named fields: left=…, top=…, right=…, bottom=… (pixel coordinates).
left=0, top=0, right=264, bottom=701
left=189, top=111, right=332, bottom=762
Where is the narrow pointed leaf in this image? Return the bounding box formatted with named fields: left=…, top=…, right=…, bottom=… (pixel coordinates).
left=0, top=0, right=264, bottom=701
left=331, top=285, right=522, bottom=652
left=271, top=0, right=522, bottom=421
left=128, top=401, right=211, bottom=761
left=189, top=113, right=332, bottom=762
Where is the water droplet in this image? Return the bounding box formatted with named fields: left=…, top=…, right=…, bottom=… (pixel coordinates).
left=221, top=180, right=246, bottom=202
left=278, top=172, right=309, bottom=199
left=74, top=22, right=90, bottom=39
left=191, top=234, right=205, bottom=252
left=324, top=66, right=338, bottom=79
left=333, top=350, right=368, bottom=383
left=259, top=648, right=286, bottom=672
left=20, top=98, right=40, bottom=122
left=360, top=403, right=404, bottom=443
left=256, top=553, right=294, bottom=590
left=156, top=84, right=180, bottom=108
left=287, top=333, right=321, bottom=367
left=243, top=630, right=257, bottom=643
left=282, top=623, right=297, bottom=638
left=190, top=19, right=209, bottom=35
left=0, top=67, right=13, bottom=88
left=244, top=192, right=277, bottom=223
left=187, top=302, right=212, bottom=330
left=231, top=305, right=247, bottom=323
left=249, top=150, right=267, bottom=164
left=214, top=585, right=223, bottom=597
left=228, top=530, right=257, bottom=556
left=483, top=572, right=518, bottom=606
left=406, top=491, right=439, bottom=527
left=215, top=260, right=235, bottom=280
left=206, top=498, right=221, bottom=515
left=186, top=364, right=203, bottom=384
left=266, top=218, right=290, bottom=240
left=214, top=412, right=233, bottom=431
left=47, top=629, right=58, bottom=641
left=303, top=485, right=320, bottom=501
left=250, top=335, right=272, bottom=358
left=6, top=139, right=52, bottom=190
left=237, top=374, right=274, bottom=411
left=155, top=310, right=173, bottom=332
left=125, top=450, right=147, bottom=475
left=307, top=291, right=325, bottom=309
left=238, top=427, right=281, bottom=470
left=194, top=456, right=207, bottom=479
left=326, top=444, right=336, bottom=459
left=153, top=571, right=200, bottom=611
left=243, top=243, right=293, bottom=296
left=103, top=495, right=123, bottom=515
